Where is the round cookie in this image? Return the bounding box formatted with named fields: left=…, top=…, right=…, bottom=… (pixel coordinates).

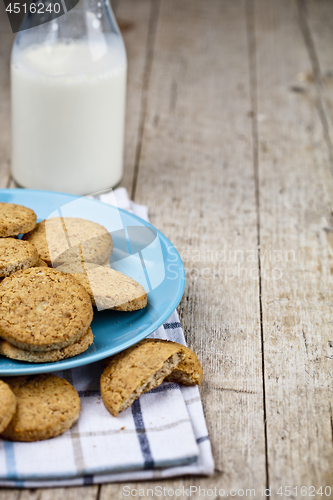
left=0, top=380, right=16, bottom=433
left=100, top=339, right=185, bottom=417
left=0, top=202, right=37, bottom=237
left=0, top=327, right=94, bottom=363
left=0, top=374, right=80, bottom=441
left=0, top=267, right=93, bottom=352
left=56, top=262, right=147, bottom=311
left=0, top=238, right=38, bottom=277
left=23, top=217, right=113, bottom=267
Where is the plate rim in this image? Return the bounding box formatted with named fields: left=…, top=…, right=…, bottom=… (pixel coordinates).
left=0, top=188, right=186, bottom=375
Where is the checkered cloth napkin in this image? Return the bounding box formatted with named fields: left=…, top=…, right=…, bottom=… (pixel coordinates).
left=0, top=188, right=214, bottom=488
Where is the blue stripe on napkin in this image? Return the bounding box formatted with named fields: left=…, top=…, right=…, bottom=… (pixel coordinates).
left=131, top=399, right=154, bottom=469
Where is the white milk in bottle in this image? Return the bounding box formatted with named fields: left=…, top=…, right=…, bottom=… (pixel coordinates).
left=11, top=4, right=127, bottom=195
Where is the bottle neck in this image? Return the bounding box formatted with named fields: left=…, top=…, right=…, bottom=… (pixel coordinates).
left=15, top=0, right=121, bottom=44
left=70, top=0, right=120, bottom=34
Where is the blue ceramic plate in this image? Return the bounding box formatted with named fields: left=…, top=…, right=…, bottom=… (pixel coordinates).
left=0, top=189, right=185, bottom=375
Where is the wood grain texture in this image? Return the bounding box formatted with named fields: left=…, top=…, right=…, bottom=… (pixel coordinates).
left=305, top=0, right=333, bottom=160
left=21, top=487, right=98, bottom=500
left=0, top=487, right=99, bottom=500
left=254, top=0, right=333, bottom=494
left=0, top=489, right=18, bottom=500
left=115, top=0, right=266, bottom=492
left=306, top=0, right=333, bottom=78
left=116, top=0, right=154, bottom=194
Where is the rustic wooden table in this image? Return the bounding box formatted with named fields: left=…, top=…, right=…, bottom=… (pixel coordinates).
left=0, top=0, right=333, bottom=498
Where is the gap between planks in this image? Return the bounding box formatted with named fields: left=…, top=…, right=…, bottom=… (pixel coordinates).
left=245, top=0, right=270, bottom=492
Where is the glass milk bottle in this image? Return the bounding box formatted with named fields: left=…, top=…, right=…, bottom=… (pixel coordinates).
left=11, top=0, right=127, bottom=195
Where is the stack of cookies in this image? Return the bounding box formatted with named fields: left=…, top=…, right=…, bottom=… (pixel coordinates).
left=0, top=201, right=204, bottom=443
left=0, top=267, right=94, bottom=362
left=0, top=202, right=147, bottom=363
left=0, top=202, right=39, bottom=278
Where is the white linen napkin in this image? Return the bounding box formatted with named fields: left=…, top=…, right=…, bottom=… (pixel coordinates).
left=0, top=188, right=214, bottom=488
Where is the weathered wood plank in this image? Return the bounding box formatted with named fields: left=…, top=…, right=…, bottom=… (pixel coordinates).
left=0, top=33, right=14, bottom=188
left=0, top=489, right=19, bottom=500
left=294, top=0, right=333, bottom=191
left=0, top=486, right=98, bottom=499
left=304, top=0, right=333, bottom=159
left=18, top=487, right=98, bottom=500
left=116, top=0, right=154, bottom=194
left=254, top=0, right=333, bottom=494
left=307, top=1, right=333, bottom=77
left=102, top=0, right=266, bottom=495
